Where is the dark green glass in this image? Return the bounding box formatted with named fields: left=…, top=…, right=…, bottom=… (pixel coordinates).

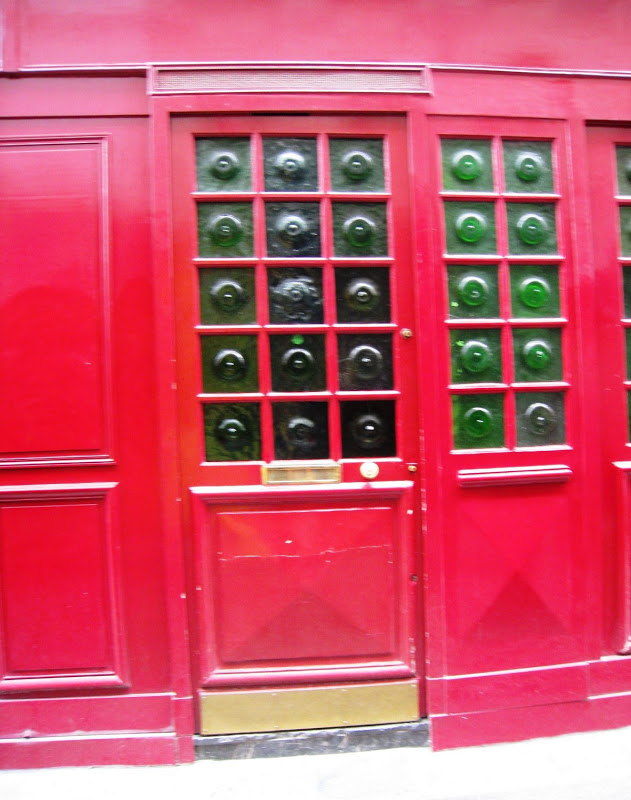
left=441, top=139, right=493, bottom=192
left=340, top=400, right=396, bottom=458
left=510, top=265, right=560, bottom=318
left=265, top=203, right=321, bottom=257
left=503, top=141, right=553, bottom=194
left=444, top=201, right=496, bottom=254
left=506, top=203, right=557, bottom=255
left=199, top=268, right=255, bottom=325
left=332, top=203, right=388, bottom=257
left=616, top=146, right=631, bottom=196
left=619, top=207, right=631, bottom=257
left=270, top=334, right=326, bottom=392
left=200, top=335, right=258, bottom=393
left=335, top=267, right=391, bottom=323
left=203, top=403, right=261, bottom=461
left=268, top=267, right=323, bottom=324
left=515, top=391, right=565, bottom=446
left=450, top=329, right=502, bottom=384
left=329, top=138, right=385, bottom=192
left=338, top=334, right=393, bottom=390
left=452, top=393, right=504, bottom=449
left=198, top=202, right=253, bottom=258
left=513, top=328, right=562, bottom=382
left=272, top=402, right=329, bottom=460
left=623, top=267, right=631, bottom=318
left=447, top=264, right=500, bottom=319
left=626, top=329, right=631, bottom=379
left=196, top=138, right=251, bottom=193
left=263, top=138, right=318, bottom=192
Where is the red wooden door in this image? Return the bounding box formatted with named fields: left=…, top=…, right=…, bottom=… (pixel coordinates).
left=171, top=115, right=423, bottom=734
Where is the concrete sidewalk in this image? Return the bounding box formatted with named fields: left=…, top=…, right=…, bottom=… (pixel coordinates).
left=2, top=725, right=631, bottom=800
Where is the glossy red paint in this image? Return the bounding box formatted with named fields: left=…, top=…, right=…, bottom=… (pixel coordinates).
left=3, top=0, right=631, bottom=769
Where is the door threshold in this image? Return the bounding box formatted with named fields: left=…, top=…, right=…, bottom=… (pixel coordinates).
left=194, top=720, right=429, bottom=760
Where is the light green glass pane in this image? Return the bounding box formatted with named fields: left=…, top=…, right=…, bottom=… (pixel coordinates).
left=616, top=146, right=631, bottom=196
left=447, top=264, right=499, bottom=319
left=515, top=391, right=565, bottom=447
left=450, top=329, right=502, bottom=384
left=510, top=264, right=560, bottom=318
left=332, top=203, right=388, bottom=257
left=452, top=393, right=505, bottom=450
left=441, top=139, right=493, bottom=192
left=198, top=268, right=255, bottom=325
left=503, top=141, right=554, bottom=194
left=196, top=138, right=251, bottom=193
left=619, top=207, right=631, bottom=257
left=329, top=138, right=385, bottom=192
left=198, top=202, right=253, bottom=258
left=513, top=328, right=562, bottom=382
left=444, top=201, right=496, bottom=255
left=506, top=202, right=557, bottom=255
left=203, top=403, right=260, bottom=462
left=200, top=335, right=258, bottom=393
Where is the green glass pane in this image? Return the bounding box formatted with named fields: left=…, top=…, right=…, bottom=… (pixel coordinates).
left=444, top=201, right=496, bottom=255
left=513, top=328, right=562, bottom=382
left=506, top=202, right=557, bottom=255
left=332, top=203, right=388, bottom=257
left=270, top=334, right=326, bottom=392
left=447, top=264, right=499, bottom=319
left=441, top=139, right=493, bottom=192
left=198, top=268, right=255, bottom=325
left=200, top=335, right=258, bottom=393
left=203, top=403, right=261, bottom=462
left=263, top=138, right=318, bottom=193
left=503, top=141, right=554, bottom=194
left=197, top=202, right=254, bottom=258
left=616, top=146, right=631, bottom=197
left=329, top=138, right=385, bottom=192
left=450, top=329, right=502, bottom=384
left=510, top=264, right=560, bottom=318
left=335, top=267, right=391, bottom=323
left=623, top=267, right=631, bottom=318
left=515, top=391, right=565, bottom=447
left=626, top=329, right=631, bottom=380
left=266, top=202, right=321, bottom=257
left=268, top=267, right=323, bottom=324
left=272, top=402, right=329, bottom=460
left=452, top=393, right=504, bottom=449
left=340, top=400, right=396, bottom=458
left=338, top=334, right=393, bottom=391
left=196, top=138, right=251, bottom=193
left=619, top=207, right=631, bottom=257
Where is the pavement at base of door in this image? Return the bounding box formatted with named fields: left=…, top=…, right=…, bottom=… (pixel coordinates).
left=2, top=725, right=631, bottom=799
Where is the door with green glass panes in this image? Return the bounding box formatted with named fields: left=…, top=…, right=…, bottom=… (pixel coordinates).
left=171, top=116, right=421, bottom=733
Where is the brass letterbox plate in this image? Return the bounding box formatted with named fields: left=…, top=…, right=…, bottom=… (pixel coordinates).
left=261, top=463, right=341, bottom=485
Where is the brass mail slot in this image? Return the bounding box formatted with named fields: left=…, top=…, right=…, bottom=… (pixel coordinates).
left=262, top=463, right=341, bottom=485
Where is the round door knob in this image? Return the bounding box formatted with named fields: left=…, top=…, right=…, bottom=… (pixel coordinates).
left=274, top=150, right=306, bottom=180
left=359, top=461, right=380, bottom=480
left=209, top=214, right=243, bottom=247
left=216, top=417, right=248, bottom=450
left=342, top=150, right=374, bottom=181
left=344, top=216, right=376, bottom=247
left=523, top=339, right=552, bottom=370
left=518, top=276, right=550, bottom=308
left=524, top=402, right=557, bottom=436
left=210, top=279, right=246, bottom=312
left=460, top=340, right=492, bottom=373
left=345, top=278, right=380, bottom=310
left=515, top=152, right=543, bottom=182
left=517, top=213, right=549, bottom=246
left=212, top=349, right=246, bottom=381
left=451, top=149, right=483, bottom=181
left=457, top=275, right=489, bottom=307
left=209, top=151, right=240, bottom=180
left=349, top=345, right=383, bottom=380
left=281, top=347, right=315, bottom=378
left=276, top=214, right=309, bottom=244
left=455, top=212, right=487, bottom=243
left=351, top=413, right=385, bottom=449
left=463, top=406, right=493, bottom=439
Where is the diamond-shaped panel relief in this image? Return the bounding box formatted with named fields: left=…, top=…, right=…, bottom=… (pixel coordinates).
left=332, top=203, right=388, bottom=257
left=200, top=335, right=258, bottom=393
left=263, top=138, right=318, bottom=193
left=266, top=203, right=321, bottom=257
left=506, top=203, right=557, bottom=255
left=452, top=393, right=505, bottom=450
left=272, top=402, right=329, bottom=460
left=198, top=202, right=254, bottom=258
left=441, top=139, right=493, bottom=192
left=447, top=265, right=500, bottom=319
left=513, top=328, right=562, bottom=383
left=196, top=138, right=251, bottom=193
left=338, top=334, right=393, bottom=391
left=515, top=392, right=565, bottom=447
left=450, top=329, right=502, bottom=384
left=203, top=403, right=261, bottom=462
left=444, top=201, right=496, bottom=255
left=199, top=268, right=256, bottom=325
left=329, top=138, right=385, bottom=192
left=503, top=141, right=554, bottom=194
left=270, top=334, right=326, bottom=392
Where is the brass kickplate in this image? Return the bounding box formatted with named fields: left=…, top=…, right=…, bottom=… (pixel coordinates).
left=199, top=679, right=419, bottom=735
left=262, top=463, right=341, bottom=485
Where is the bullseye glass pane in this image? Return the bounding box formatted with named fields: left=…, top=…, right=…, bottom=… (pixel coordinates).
left=623, top=267, right=631, bottom=318
left=509, top=264, right=560, bottom=318
left=452, top=393, right=504, bottom=450
left=619, top=206, right=631, bottom=257
left=270, top=334, right=326, bottom=392
left=267, top=267, right=323, bottom=324
left=272, top=402, right=329, bottom=460
left=332, top=203, right=388, bottom=257
left=338, top=334, right=393, bottom=390
left=329, top=138, right=385, bottom=192
left=196, top=137, right=251, bottom=193
left=263, top=138, right=318, bottom=192
left=515, top=391, right=565, bottom=447
left=198, top=202, right=253, bottom=258
left=616, top=146, right=631, bottom=196
left=340, top=400, right=396, bottom=458
left=200, top=335, right=258, bottom=393
left=198, top=267, right=256, bottom=324
left=203, top=403, right=261, bottom=462
left=447, top=264, right=499, bottom=319
left=335, top=267, right=391, bottom=323
left=444, top=201, right=497, bottom=255
left=450, top=329, right=502, bottom=384
left=506, top=202, right=557, bottom=255
left=265, top=202, right=321, bottom=257
left=503, top=141, right=553, bottom=194
left=441, top=138, right=493, bottom=192
left=513, top=328, right=562, bottom=383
